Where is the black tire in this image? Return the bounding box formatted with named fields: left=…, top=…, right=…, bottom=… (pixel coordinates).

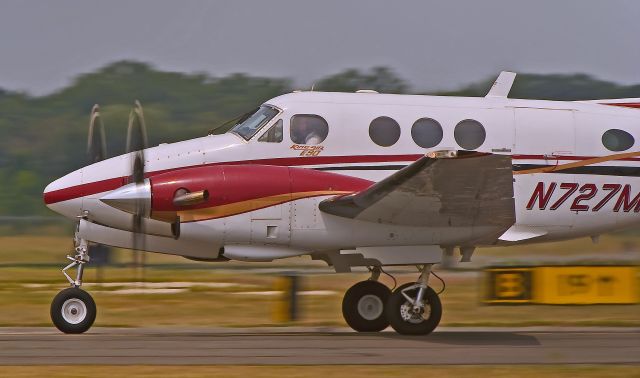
left=50, top=287, right=96, bottom=334
left=342, top=280, right=391, bottom=332
left=385, top=282, right=442, bottom=335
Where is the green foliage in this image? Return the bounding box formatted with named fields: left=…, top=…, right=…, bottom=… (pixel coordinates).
left=315, top=66, right=409, bottom=93
left=441, top=73, right=640, bottom=101
left=0, top=61, right=639, bottom=216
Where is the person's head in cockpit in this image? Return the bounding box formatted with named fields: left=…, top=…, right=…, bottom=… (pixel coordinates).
left=295, top=117, right=322, bottom=145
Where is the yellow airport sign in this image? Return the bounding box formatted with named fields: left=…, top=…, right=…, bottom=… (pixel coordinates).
left=485, top=265, right=639, bottom=304
left=534, top=266, right=639, bottom=304
left=485, top=267, right=534, bottom=303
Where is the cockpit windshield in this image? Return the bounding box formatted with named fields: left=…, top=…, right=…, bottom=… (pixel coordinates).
left=229, top=106, right=279, bottom=140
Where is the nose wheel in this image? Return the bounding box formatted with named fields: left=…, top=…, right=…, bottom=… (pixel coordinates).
left=51, top=287, right=96, bottom=334
left=51, top=235, right=97, bottom=334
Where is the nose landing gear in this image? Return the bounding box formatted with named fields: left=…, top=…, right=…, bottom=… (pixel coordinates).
left=50, top=237, right=97, bottom=334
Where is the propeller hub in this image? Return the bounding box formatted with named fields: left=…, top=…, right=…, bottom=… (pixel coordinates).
left=100, top=179, right=152, bottom=218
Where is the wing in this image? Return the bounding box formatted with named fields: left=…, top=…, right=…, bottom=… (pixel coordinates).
left=319, top=151, right=515, bottom=235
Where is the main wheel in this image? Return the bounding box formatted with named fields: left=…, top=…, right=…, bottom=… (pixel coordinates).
left=50, top=287, right=96, bottom=334
left=385, top=282, right=442, bottom=335
left=342, top=280, right=391, bottom=332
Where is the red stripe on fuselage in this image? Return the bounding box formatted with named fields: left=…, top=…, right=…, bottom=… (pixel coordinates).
left=604, top=103, right=640, bottom=109
left=43, top=177, right=125, bottom=205
left=43, top=154, right=422, bottom=205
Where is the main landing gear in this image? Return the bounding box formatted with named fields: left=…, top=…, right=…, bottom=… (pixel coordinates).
left=342, top=264, right=442, bottom=335
left=50, top=237, right=97, bottom=334
left=342, top=267, right=391, bottom=332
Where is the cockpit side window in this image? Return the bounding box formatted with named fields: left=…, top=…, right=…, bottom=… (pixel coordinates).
left=258, top=119, right=283, bottom=143
left=290, top=114, right=328, bottom=145
left=230, top=106, right=279, bottom=140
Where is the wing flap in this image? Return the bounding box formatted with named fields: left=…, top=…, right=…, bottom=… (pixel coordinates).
left=319, top=151, right=515, bottom=234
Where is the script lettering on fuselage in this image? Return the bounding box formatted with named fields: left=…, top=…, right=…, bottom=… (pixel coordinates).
left=526, top=182, right=640, bottom=212
left=290, top=144, right=324, bottom=157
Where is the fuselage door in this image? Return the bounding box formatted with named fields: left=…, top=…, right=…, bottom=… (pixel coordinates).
left=513, top=107, right=576, bottom=229
left=515, top=107, right=575, bottom=156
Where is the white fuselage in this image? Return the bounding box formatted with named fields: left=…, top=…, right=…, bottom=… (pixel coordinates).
left=44, top=92, right=640, bottom=261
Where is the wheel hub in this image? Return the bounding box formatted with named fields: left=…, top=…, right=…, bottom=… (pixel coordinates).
left=61, top=298, right=87, bottom=324
left=357, top=294, right=384, bottom=320
left=400, top=301, right=430, bottom=324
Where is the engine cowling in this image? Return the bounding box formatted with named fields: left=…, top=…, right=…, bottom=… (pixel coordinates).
left=100, top=164, right=371, bottom=226
left=148, top=164, right=371, bottom=223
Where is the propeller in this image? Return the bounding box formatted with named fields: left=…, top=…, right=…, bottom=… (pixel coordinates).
left=126, top=100, right=149, bottom=279
left=84, top=105, right=110, bottom=280
left=87, top=105, right=107, bottom=163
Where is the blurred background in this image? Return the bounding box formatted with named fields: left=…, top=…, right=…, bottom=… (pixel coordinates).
left=0, top=0, right=638, bottom=329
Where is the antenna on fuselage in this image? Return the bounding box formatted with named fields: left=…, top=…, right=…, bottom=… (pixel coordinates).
left=486, top=71, right=516, bottom=98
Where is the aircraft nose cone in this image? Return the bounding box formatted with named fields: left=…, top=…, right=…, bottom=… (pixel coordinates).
left=43, top=168, right=83, bottom=218
left=100, top=179, right=152, bottom=217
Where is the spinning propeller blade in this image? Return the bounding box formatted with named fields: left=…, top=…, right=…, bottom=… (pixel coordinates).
left=87, top=104, right=107, bottom=163
left=125, top=100, right=149, bottom=277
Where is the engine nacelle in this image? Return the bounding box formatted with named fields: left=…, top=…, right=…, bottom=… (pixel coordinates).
left=99, top=164, right=370, bottom=233
left=147, top=164, right=370, bottom=223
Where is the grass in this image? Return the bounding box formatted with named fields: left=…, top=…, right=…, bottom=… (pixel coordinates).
left=2, top=365, right=639, bottom=378
left=0, top=235, right=638, bottom=328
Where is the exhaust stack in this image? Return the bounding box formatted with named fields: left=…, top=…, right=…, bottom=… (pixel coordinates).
left=173, top=189, right=209, bottom=207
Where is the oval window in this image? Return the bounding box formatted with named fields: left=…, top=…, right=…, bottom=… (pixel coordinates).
left=602, top=129, right=634, bottom=151
left=290, top=114, right=329, bottom=145
left=411, top=118, right=443, bottom=148
left=454, top=119, right=486, bottom=150
left=369, top=116, right=401, bottom=147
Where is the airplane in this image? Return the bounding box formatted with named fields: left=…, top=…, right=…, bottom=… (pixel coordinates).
left=43, top=71, right=640, bottom=335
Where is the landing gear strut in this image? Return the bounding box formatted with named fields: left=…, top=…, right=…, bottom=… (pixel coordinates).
left=342, top=267, right=391, bottom=332
left=50, top=237, right=96, bottom=334
left=385, top=264, right=442, bottom=335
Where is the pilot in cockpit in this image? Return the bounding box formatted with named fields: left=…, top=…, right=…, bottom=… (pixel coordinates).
left=292, top=116, right=324, bottom=145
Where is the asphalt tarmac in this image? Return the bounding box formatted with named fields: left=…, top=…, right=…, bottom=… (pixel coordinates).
left=1, top=327, right=638, bottom=365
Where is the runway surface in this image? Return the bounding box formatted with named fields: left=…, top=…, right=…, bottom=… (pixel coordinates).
left=1, top=327, right=639, bottom=365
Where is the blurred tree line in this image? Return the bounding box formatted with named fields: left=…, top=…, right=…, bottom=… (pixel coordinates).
left=0, top=61, right=638, bottom=216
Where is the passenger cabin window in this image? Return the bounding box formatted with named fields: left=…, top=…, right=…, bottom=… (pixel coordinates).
left=369, top=116, right=400, bottom=147
left=411, top=118, right=443, bottom=148
left=454, top=119, right=486, bottom=150
left=258, top=119, right=283, bottom=143
left=290, top=114, right=328, bottom=145
left=602, top=129, right=634, bottom=151
left=230, top=106, right=279, bottom=140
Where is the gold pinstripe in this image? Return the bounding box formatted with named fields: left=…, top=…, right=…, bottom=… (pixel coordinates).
left=153, top=190, right=352, bottom=223
left=513, top=151, right=640, bottom=175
